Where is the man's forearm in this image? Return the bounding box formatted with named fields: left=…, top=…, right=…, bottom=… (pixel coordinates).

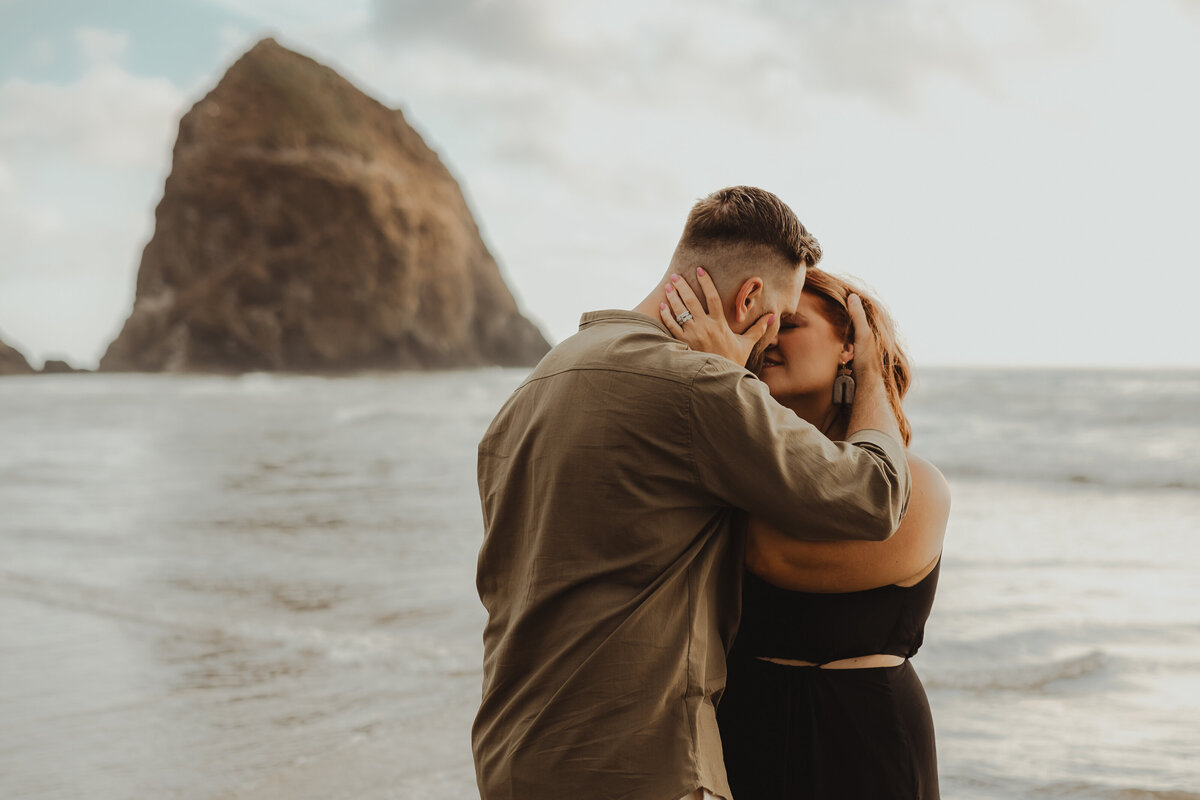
left=691, top=359, right=909, bottom=542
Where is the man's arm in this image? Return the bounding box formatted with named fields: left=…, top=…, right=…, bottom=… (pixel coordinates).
left=746, top=453, right=949, bottom=591
left=690, top=361, right=909, bottom=542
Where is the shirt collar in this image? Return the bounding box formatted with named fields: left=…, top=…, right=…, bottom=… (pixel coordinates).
left=578, top=310, right=672, bottom=338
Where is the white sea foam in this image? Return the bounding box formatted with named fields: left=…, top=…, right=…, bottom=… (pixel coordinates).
left=924, top=650, right=1109, bottom=692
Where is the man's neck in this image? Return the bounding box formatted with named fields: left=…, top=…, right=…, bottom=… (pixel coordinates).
left=632, top=288, right=666, bottom=320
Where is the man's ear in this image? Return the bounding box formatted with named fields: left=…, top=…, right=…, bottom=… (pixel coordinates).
left=733, top=277, right=765, bottom=325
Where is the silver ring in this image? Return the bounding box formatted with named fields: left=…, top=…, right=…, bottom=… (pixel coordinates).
left=675, top=310, right=694, bottom=325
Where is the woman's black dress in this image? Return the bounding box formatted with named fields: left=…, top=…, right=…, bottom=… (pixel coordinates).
left=717, top=562, right=941, bottom=800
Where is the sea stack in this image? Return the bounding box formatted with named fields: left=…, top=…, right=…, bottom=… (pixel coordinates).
left=101, top=38, right=550, bottom=372
left=0, top=336, right=34, bottom=375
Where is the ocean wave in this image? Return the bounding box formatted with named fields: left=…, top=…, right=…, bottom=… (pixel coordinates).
left=935, top=462, right=1200, bottom=493
left=926, top=620, right=1200, bottom=663
left=1058, top=473, right=1200, bottom=492
left=924, top=649, right=1108, bottom=692
left=332, top=404, right=403, bottom=425
left=1039, top=784, right=1200, bottom=800
left=944, top=775, right=1200, bottom=800
left=0, top=570, right=477, bottom=673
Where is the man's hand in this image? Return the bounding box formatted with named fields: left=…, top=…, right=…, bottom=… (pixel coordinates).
left=659, top=269, right=778, bottom=368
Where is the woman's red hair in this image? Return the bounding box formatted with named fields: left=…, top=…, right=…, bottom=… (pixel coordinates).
left=802, top=268, right=912, bottom=446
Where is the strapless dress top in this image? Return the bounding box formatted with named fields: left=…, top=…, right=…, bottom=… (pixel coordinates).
left=731, top=560, right=941, bottom=665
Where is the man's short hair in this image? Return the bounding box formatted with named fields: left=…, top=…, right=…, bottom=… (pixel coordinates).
left=678, top=186, right=822, bottom=268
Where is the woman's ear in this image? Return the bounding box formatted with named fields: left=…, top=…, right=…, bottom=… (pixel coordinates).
left=841, top=340, right=855, bottom=363
left=733, top=277, right=765, bottom=325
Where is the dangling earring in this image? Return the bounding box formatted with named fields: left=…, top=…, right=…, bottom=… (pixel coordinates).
left=832, top=362, right=855, bottom=405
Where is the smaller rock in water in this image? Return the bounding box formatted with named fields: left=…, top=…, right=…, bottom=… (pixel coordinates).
left=0, top=337, right=34, bottom=375
left=40, top=359, right=83, bottom=374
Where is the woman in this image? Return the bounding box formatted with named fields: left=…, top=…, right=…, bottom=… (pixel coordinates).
left=661, top=268, right=951, bottom=799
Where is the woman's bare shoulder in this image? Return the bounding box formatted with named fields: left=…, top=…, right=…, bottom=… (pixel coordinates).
left=906, top=451, right=951, bottom=518
left=883, top=452, right=951, bottom=585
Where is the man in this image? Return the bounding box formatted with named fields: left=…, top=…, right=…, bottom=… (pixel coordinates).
left=474, top=186, right=910, bottom=800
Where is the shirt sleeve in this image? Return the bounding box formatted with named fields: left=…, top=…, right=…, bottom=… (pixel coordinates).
left=689, top=357, right=910, bottom=542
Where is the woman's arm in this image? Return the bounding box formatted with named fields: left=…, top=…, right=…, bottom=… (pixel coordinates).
left=746, top=453, right=951, bottom=592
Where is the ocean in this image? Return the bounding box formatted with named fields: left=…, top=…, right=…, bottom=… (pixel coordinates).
left=0, top=367, right=1197, bottom=799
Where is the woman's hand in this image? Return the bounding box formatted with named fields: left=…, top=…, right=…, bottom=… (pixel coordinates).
left=843, top=292, right=905, bottom=446
left=846, top=293, right=882, bottom=384
left=658, top=268, right=778, bottom=367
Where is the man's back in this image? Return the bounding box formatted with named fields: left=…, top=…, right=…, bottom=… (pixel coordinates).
left=475, top=310, right=741, bottom=800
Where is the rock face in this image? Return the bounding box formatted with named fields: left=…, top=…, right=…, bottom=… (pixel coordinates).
left=101, top=39, right=550, bottom=372
left=0, top=337, right=34, bottom=375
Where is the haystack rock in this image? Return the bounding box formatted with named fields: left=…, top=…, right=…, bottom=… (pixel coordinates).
left=101, top=38, right=550, bottom=372
left=0, top=336, right=34, bottom=375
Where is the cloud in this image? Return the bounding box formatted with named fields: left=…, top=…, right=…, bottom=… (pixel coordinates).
left=0, top=28, right=186, bottom=169
left=369, top=0, right=556, bottom=63
left=364, top=0, right=1105, bottom=120
left=203, top=0, right=369, bottom=28
left=0, top=26, right=189, bottom=366
left=365, top=1, right=980, bottom=111
left=0, top=161, right=154, bottom=367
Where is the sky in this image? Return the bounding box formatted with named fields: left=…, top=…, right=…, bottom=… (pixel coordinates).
left=1, top=0, right=1199, bottom=369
